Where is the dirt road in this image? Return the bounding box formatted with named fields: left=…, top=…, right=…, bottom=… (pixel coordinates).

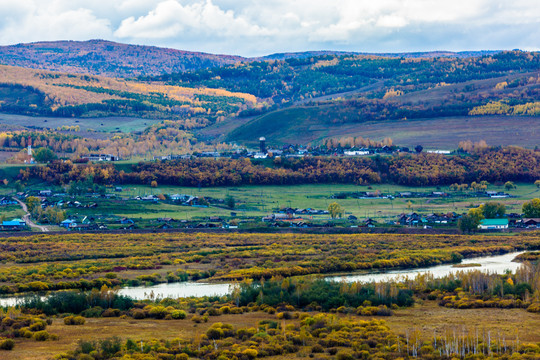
left=12, top=197, right=50, bottom=232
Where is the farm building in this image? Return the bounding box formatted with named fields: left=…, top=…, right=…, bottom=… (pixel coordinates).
left=478, top=219, right=508, bottom=230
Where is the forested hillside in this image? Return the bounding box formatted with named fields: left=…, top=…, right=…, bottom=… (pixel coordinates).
left=0, top=65, right=256, bottom=122
left=1, top=44, right=539, bottom=154
left=154, top=50, right=540, bottom=107
left=0, top=40, right=244, bottom=77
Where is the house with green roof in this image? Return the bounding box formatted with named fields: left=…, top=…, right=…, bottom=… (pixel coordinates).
left=478, top=218, right=508, bottom=230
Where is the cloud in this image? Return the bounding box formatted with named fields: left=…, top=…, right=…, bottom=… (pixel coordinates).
left=0, top=1, right=112, bottom=44
left=114, top=0, right=273, bottom=39
left=0, top=0, right=539, bottom=55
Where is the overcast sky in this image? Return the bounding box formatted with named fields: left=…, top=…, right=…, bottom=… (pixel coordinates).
left=0, top=0, right=539, bottom=56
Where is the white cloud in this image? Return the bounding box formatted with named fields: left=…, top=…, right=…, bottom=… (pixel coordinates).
left=114, top=0, right=273, bottom=40
left=0, top=1, right=112, bottom=44
left=0, top=0, right=538, bottom=55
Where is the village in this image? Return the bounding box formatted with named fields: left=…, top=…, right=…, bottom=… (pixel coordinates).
left=1, top=183, right=538, bottom=233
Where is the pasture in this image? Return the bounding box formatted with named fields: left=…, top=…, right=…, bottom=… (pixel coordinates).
left=88, top=182, right=539, bottom=222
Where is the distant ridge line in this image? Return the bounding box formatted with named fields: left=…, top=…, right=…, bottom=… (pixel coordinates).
left=0, top=39, right=504, bottom=77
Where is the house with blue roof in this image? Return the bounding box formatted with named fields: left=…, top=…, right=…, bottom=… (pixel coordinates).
left=1, top=219, right=27, bottom=231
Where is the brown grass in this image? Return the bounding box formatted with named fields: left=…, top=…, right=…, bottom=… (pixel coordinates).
left=386, top=300, right=540, bottom=342
left=4, top=312, right=273, bottom=360
left=4, top=301, right=540, bottom=359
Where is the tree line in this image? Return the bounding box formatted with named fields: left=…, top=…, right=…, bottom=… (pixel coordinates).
left=20, top=147, right=540, bottom=187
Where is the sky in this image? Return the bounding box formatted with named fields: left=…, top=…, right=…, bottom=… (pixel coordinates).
left=0, top=0, right=539, bottom=57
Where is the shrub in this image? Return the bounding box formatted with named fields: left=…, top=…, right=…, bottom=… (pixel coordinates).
left=64, top=316, right=86, bottom=325
left=100, top=337, right=122, bottom=357
left=171, top=310, right=186, bottom=319
left=327, top=348, right=338, bottom=355
left=191, top=315, right=203, bottom=323
left=176, top=354, right=189, bottom=360
left=29, top=320, right=47, bottom=331
left=336, top=350, right=355, bottom=360
left=34, top=330, right=50, bottom=341
left=78, top=339, right=96, bottom=354
left=149, top=306, right=169, bottom=319
left=132, top=309, right=146, bottom=319
left=81, top=306, right=104, bottom=318
left=207, top=307, right=221, bottom=316
left=206, top=327, right=224, bottom=340
left=276, top=311, right=292, bottom=320
left=102, top=308, right=121, bottom=317
left=527, top=302, right=540, bottom=313
left=241, top=348, right=258, bottom=359
left=0, top=338, right=15, bottom=350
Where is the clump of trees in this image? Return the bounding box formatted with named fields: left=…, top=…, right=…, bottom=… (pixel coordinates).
left=523, top=198, right=540, bottom=218
left=328, top=202, right=343, bottom=219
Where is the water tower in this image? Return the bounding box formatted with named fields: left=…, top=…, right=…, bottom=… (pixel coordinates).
left=259, top=137, right=266, bottom=154
left=27, top=137, right=33, bottom=162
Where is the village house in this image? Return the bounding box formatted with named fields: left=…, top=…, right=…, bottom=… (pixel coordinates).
left=81, top=154, right=118, bottom=162
left=521, top=218, right=540, bottom=228
left=1, top=219, right=26, bottom=231
left=478, top=219, right=509, bottom=230
left=0, top=197, right=17, bottom=206
left=398, top=212, right=422, bottom=226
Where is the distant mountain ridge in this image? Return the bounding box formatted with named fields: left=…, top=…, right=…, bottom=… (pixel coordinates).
left=0, top=40, right=245, bottom=78
left=0, top=40, right=503, bottom=78
left=258, top=50, right=502, bottom=61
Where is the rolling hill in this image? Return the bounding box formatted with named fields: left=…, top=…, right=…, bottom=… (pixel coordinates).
left=0, top=40, right=501, bottom=79
left=1, top=41, right=539, bottom=153
left=0, top=64, right=256, bottom=121
left=0, top=40, right=245, bottom=77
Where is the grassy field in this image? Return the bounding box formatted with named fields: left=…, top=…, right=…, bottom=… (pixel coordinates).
left=0, top=113, right=159, bottom=133
left=2, top=160, right=538, bottom=223
left=81, top=182, right=540, bottom=222
left=4, top=301, right=540, bottom=360
left=0, top=204, right=25, bottom=219
left=227, top=106, right=540, bottom=149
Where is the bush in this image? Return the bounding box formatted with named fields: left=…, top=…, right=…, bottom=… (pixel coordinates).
left=29, top=320, right=47, bottom=331
left=149, top=306, right=169, bottom=319
left=0, top=338, right=15, bottom=350
left=527, top=302, right=540, bottom=313
left=81, top=306, right=104, bottom=318
left=64, top=316, right=86, bottom=325
left=102, top=308, right=121, bottom=317
left=34, top=330, right=50, bottom=341
left=241, top=348, right=258, bottom=359
left=276, top=312, right=292, bottom=319
left=171, top=310, right=186, bottom=319
left=132, top=309, right=146, bottom=319
left=100, top=337, right=122, bottom=357
left=265, top=307, right=276, bottom=314
left=336, top=350, right=355, bottom=360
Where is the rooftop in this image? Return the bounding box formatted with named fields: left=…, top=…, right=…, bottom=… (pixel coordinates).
left=480, top=219, right=509, bottom=225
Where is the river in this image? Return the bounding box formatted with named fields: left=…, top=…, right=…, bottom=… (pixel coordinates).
left=0, top=251, right=526, bottom=306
